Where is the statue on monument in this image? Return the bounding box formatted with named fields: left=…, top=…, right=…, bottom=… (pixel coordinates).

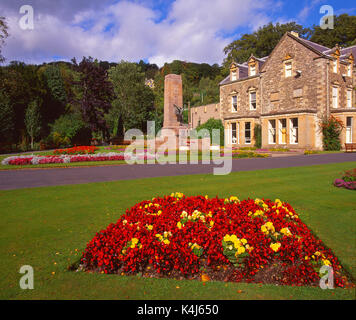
left=174, top=104, right=184, bottom=125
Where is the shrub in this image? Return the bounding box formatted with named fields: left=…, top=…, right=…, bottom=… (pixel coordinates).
left=50, top=113, right=91, bottom=147
left=195, top=118, right=225, bottom=146
left=321, top=116, right=344, bottom=151
left=254, top=124, right=262, bottom=149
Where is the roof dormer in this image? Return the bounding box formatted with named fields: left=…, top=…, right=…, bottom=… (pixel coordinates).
left=230, top=62, right=239, bottom=81
left=248, top=55, right=258, bottom=76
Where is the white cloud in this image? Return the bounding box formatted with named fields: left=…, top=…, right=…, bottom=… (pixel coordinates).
left=1, top=0, right=276, bottom=66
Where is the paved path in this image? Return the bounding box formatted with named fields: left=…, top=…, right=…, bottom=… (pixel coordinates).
left=0, top=153, right=355, bottom=190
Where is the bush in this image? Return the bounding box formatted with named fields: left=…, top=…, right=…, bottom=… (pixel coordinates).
left=195, top=118, right=225, bottom=146
left=49, top=113, right=91, bottom=147
left=254, top=124, right=262, bottom=149
left=321, top=116, right=343, bottom=151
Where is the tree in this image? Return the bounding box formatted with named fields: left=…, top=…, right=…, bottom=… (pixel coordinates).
left=0, top=16, right=9, bottom=63
left=108, top=61, right=155, bottom=136
left=1, top=62, right=46, bottom=144
left=40, top=64, right=67, bottom=132
left=223, top=22, right=311, bottom=67
left=0, top=90, right=14, bottom=144
left=310, top=14, right=356, bottom=48
left=71, top=57, right=114, bottom=141
left=25, top=101, right=41, bottom=149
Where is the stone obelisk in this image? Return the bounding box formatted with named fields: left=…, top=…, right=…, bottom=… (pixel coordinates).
left=163, top=74, right=183, bottom=130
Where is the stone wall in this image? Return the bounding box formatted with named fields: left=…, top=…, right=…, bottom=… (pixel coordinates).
left=190, top=103, right=221, bottom=128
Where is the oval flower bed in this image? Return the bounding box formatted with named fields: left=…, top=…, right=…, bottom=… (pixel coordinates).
left=1, top=152, right=156, bottom=166
left=53, top=146, right=98, bottom=155
left=79, top=193, right=349, bottom=287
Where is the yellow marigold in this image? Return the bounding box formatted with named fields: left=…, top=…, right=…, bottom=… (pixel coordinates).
left=230, top=234, right=238, bottom=243
left=322, top=259, right=331, bottom=266
left=280, top=227, right=292, bottom=236
left=270, top=242, right=281, bottom=252
left=237, top=246, right=246, bottom=255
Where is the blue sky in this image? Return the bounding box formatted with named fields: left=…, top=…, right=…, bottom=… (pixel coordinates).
left=0, top=0, right=355, bottom=66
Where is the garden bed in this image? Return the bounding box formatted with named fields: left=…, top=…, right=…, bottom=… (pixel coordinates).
left=78, top=193, right=351, bottom=287
left=334, top=169, right=356, bottom=190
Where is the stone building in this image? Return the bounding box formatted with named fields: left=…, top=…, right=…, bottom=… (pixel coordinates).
left=191, top=32, right=356, bottom=150
left=190, top=103, right=221, bottom=128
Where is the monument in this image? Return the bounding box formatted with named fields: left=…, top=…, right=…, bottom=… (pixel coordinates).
left=163, top=74, right=185, bottom=130
left=161, top=74, right=189, bottom=148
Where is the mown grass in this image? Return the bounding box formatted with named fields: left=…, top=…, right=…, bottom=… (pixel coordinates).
left=0, top=162, right=355, bottom=299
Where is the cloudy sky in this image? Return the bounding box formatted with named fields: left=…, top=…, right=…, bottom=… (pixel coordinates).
left=0, top=0, right=355, bottom=66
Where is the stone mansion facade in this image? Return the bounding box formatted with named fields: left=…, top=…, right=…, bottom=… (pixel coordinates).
left=190, top=32, right=356, bottom=150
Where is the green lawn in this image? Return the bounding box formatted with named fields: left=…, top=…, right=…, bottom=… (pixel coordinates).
left=0, top=162, right=355, bottom=300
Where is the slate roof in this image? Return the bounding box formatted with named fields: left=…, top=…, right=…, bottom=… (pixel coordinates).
left=220, top=33, right=355, bottom=86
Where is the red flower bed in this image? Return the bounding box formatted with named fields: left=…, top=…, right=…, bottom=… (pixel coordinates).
left=53, top=146, right=98, bottom=155
left=80, top=194, right=349, bottom=287
left=70, top=155, right=126, bottom=162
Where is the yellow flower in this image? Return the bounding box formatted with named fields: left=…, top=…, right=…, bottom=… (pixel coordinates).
left=241, top=238, right=247, bottom=245
left=280, top=227, right=292, bottom=236
left=322, top=259, right=331, bottom=266
left=131, top=238, right=139, bottom=245
left=270, top=242, right=281, bottom=252
left=237, top=246, right=246, bottom=255
left=223, top=234, right=231, bottom=242
left=163, top=239, right=170, bottom=245
left=230, top=235, right=238, bottom=243
left=210, top=220, right=214, bottom=227
left=147, top=225, right=153, bottom=231
left=177, top=221, right=182, bottom=229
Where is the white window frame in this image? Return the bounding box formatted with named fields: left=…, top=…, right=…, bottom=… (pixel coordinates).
left=285, top=61, right=292, bottom=78
left=268, top=120, right=276, bottom=144
left=278, top=119, right=287, bottom=145
left=332, top=87, right=339, bottom=108
left=249, top=91, right=257, bottom=110
left=289, top=118, right=299, bottom=145
left=231, top=70, right=237, bottom=81
left=333, top=59, right=338, bottom=73
left=347, top=64, right=352, bottom=77
left=347, top=90, right=352, bottom=108
left=245, top=122, right=251, bottom=145
left=231, top=95, right=238, bottom=112
left=249, top=65, right=256, bottom=77
left=346, top=117, right=353, bottom=143
left=231, top=122, right=237, bottom=145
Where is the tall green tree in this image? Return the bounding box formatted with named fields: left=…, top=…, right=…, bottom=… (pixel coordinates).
left=108, top=61, right=155, bottom=136
left=0, top=90, right=14, bottom=144
left=223, top=22, right=311, bottom=67
left=71, top=57, right=114, bottom=141
left=25, top=101, right=41, bottom=149
left=0, top=16, right=9, bottom=63
left=310, top=14, right=356, bottom=48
